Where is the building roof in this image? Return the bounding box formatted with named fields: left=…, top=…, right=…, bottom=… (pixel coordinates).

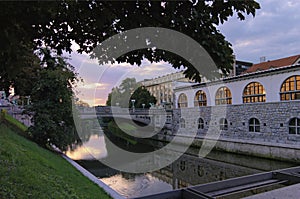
left=245, top=54, right=300, bottom=73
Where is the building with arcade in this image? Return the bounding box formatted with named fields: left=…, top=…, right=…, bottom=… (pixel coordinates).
left=172, top=54, right=300, bottom=149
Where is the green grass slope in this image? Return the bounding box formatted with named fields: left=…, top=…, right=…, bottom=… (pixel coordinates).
left=0, top=123, right=111, bottom=199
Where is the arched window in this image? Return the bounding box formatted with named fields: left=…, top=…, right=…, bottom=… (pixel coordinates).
left=194, top=90, right=207, bottom=107
left=180, top=118, right=186, bottom=128
left=215, top=87, right=232, bottom=105
left=280, top=75, right=300, bottom=101
left=219, top=118, right=228, bottom=130
left=198, top=118, right=204, bottom=129
left=289, top=118, right=300, bottom=135
left=249, top=118, right=260, bottom=132
left=178, top=93, right=188, bottom=108
left=243, top=82, right=266, bottom=103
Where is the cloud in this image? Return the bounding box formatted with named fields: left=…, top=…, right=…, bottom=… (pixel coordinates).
left=79, top=98, right=106, bottom=107
left=128, top=62, right=178, bottom=81
left=218, top=0, right=300, bottom=62
left=77, top=82, right=108, bottom=90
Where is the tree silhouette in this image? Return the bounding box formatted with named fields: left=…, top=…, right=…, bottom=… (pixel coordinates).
left=106, top=78, right=156, bottom=108
left=0, top=1, right=260, bottom=94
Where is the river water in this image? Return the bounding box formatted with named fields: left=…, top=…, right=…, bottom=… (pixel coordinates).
left=66, top=130, right=297, bottom=198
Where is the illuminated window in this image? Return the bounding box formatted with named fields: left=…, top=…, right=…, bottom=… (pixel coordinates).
left=289, top=118, right=300, bottom=135
left=180, top=118, right=186, bottom=128
left=280, top=75, right=300, bottom=101
left=215, top=87, right=232, bottom=105
left=249, top=118, right=260, bottom=132
left=219, top=118, right=228, bottom=130
left=243, top=82, right=266, bottom=103
left=194, top=90, right=207, bottom=107
left=198, top=118, right=204, bottom=129
left=178, top=93, right=188, bottom=108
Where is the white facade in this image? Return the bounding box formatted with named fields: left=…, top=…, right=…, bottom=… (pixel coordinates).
left=174, top=65, right=300, bottom=108
left=140, top=71, right=193, bottom=107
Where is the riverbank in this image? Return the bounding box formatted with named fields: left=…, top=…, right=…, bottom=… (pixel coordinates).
left=0, top=123, right=111, bottom=199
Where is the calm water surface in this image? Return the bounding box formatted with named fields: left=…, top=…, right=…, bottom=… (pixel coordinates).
left=66, top=130, right=297, bottom=198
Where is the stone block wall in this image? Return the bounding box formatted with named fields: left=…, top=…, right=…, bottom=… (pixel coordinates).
left=172, top=101, right=300, bottom=145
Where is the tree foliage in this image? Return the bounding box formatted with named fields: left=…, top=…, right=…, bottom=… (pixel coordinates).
left=106, top=87, right=122, bottom=107
left=27, top=48, right=80, bottom=151
left=130, top=87, right=157, bottom=108
left=0, top=1, right=260, bottom=94
left=106, top=78, right=156, bottom=108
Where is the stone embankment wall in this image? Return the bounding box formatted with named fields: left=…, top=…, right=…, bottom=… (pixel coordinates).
left=173, top=101, right=300, bottom=144
left=166, top=101, right=300, bottom=162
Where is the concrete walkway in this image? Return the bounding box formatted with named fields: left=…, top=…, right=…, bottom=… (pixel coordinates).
left=243, top=183, right=300, bottom=199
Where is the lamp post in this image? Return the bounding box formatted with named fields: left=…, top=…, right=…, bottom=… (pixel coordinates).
left=142, top=103, right=145, bottom=109
left=131, top=99, right=136, bottom=112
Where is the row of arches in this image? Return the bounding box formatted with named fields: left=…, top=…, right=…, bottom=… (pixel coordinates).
left=178, top=75, right=300, bottom=108
left=179, top=117, right=300, bottom=135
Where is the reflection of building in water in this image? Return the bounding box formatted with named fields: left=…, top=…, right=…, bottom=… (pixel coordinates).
left=151, top=153, right=259, bottom=190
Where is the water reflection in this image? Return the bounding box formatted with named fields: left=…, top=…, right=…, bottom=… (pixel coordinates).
left=67, top=132, right=297, bottom=198
left=66, top=134, right=107, bottom=160
left=101, top=174, right=172, bottom=198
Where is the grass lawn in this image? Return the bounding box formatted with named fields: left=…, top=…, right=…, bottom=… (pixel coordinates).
left=0, top=123, right=111, bottom=199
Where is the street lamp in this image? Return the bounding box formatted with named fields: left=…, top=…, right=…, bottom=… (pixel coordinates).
left=131, top=99, right=136, bottom=112
left=142, top=103, right=145, bottom=109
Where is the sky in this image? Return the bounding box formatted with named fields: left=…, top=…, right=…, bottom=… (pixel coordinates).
left=68, top=0, right=300, bottom=106
left=219, top=0, right=300, bottom=62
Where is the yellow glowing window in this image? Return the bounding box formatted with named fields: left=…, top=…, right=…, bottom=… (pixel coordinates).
left=280, top=75, right=300, bottom=101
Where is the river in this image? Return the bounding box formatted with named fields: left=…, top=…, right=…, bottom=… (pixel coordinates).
left=66, top=128, right=297, bottom=198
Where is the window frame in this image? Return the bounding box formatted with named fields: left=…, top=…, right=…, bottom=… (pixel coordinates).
left=249, top=118, right=260, bottom=132
left=198, top=118, right=204, bottom=129
left=178, top=93, right=188, bottom=108
left=289, top=117, right=300, bottom=135
left=215, top=87, right=232, bottom=105
left=243, top=82, right=266, bottom=103
left=194, top=90, right=207, bottom=107
left=180, top=118, right=186, bottom=128
left=219, top=118, right=228, bottom=130
left=280, top=75, right=300, bottom=101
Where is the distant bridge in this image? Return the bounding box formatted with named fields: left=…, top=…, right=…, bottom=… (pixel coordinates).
left=77, top=106, right=173, bottom=129
left=0, top=105, right=173, bottom=129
